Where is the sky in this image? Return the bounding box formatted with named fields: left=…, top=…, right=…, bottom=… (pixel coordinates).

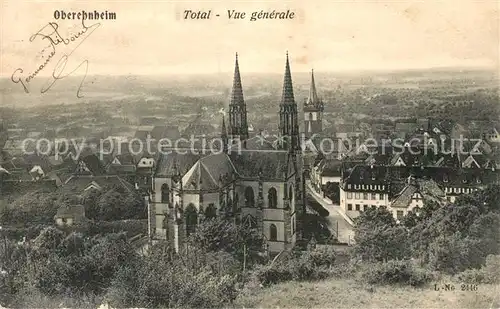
left=0, top=0, right=498, bottom=77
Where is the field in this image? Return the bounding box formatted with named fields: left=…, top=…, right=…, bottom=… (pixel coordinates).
left=234, top=278, right=500, bottom=309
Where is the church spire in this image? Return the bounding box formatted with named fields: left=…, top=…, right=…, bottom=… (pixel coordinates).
left=228, top=52, right=249, bottom=140
left=306, top=69, right=319, bottom=105
left=230, top=52, right=244, bottom=107
left=278, top=52, right=299, bottom=151
left=280, top=51, right=295, bottom=106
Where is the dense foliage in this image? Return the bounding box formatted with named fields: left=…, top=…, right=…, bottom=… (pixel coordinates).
left=0, top=186, right=146, bottom=228
left=353, top=185, right=500, bottom=274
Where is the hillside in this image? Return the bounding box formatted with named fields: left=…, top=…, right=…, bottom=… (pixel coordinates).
left=234, top=278, right=500, bottom=309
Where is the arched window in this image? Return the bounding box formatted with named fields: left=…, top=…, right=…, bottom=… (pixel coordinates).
left=268, top=187, right=277, bottom=208
left=309, top=112, right=313, bottom=121
left=245, top=187, right=255, bottom=207
left=185, top=203, right=198, bottom=237
left=161, top=183, right=169, bottom=203
left=205, top=203, right=216, bottom=219
left=288, top=185, right=293, bottom=202
left=269, top=224, right=277, bottom=241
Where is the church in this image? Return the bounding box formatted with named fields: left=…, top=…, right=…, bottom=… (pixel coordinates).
left=148, top=52, right=322, bottom=254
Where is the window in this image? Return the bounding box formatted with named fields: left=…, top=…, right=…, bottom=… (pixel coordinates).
left=309, top=112, right=313, bottom=121
left=269, top=224, right=277, bottom=241
left=363, top=193, right=368, bottom=200
left=161, top=183, right=170, bottom=203
left=347, top=204, right=353, bottom=211
left=355, top=193, right=361, bottom=199
left=371, top=205, right=376, bottom=209
left=396, top=210, right=404, bottom=220
left=347, top=184, right=351, bottom=189
left=347, top=192, right=352, bottom=199
left=363, top=205, right=368, bottom=211
left=245, top=187, right=255, bottom=207
left=355, top=204, right=360, bottom=211
left=371, top=193, right=376, bottom=200
left=288, top=185, right=293, bottom=202
left=268, top=187, right=278, bottom=208
left=185, top=204, right=198, bottom=237
left=379, top=193, right=384, bottom=200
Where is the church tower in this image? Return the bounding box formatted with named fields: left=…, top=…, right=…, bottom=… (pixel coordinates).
left=228, top=53, right=249, bottom=141
left=278, top=52, right=300, bottom=151
left=303, top=69, right=324, bottom=138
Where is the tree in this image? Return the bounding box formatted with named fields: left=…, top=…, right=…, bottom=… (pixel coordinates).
left=353, top=208, right=410, bottom=261
left=188, top=217, right=265, bottom=265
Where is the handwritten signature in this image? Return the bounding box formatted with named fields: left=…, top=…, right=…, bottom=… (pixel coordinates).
left=11, top=19, right=101, bottom=98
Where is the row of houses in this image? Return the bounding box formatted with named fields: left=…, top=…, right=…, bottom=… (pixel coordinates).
left=308, top=118, right=500, bottom=221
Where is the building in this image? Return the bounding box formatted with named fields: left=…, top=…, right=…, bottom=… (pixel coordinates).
left=149, top=53, right=306, bottom=254
left=303, top=70, right=324, bottom=139
left=339, top=165, right=391, bottom=219
left=54, top=205, right=86, bottom=227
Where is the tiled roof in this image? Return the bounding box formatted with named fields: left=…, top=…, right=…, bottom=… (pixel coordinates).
left=155, top=152, right=201, bottom=177
left=319, top=158, right=342, bottom=177
left=391, top=178, right=445, bottom=208
left=230, top=150, right=289, bottom=179
left=63, top=175, right=135, bottom=193
left=342, top=165, right=389, bottom=186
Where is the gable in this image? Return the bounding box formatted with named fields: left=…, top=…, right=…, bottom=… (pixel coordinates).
left=394, top=157, right=406, bottom=167
left=76, top=160, right=90, bottom=172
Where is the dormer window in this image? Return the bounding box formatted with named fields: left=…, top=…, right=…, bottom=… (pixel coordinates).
left=443, top=175, right=449, bottom=183
left=476, top=178, right=482, bottom=184
left=462, top=179, right=467, bottom=184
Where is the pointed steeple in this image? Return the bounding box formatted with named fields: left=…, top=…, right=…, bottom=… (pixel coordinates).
left=228, top=53, right=249, bottom=140
left=230, top=52, right=244, bottom=107
left=281, top=51, right=295, bottom=106
left=306, top=69, right=319, bottom=105
left=278, top=52, right=299, bottom=151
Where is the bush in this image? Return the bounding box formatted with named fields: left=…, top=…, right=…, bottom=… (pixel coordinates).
left=106, top=247, right=239, bottom=308
left=457, top=255, right=500, bottom=284
left=252, top=247, right=338, bottom=286
left=305, top=246, right=337, bottom=268
left=80, top=219, right=147, bottom=237
left=361, top=260, right=434, bottom=287
left=252, top=264, right=292, bottom=286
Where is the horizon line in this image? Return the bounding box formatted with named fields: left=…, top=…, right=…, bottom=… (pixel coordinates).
left=0, top=64, right=497, bottom=79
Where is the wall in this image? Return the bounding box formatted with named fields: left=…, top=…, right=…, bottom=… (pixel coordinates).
left=340, top=187, right=389, bottom=219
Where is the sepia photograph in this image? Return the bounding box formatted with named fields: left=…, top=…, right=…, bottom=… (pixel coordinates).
left=0, top=0, right=499, bottom=308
